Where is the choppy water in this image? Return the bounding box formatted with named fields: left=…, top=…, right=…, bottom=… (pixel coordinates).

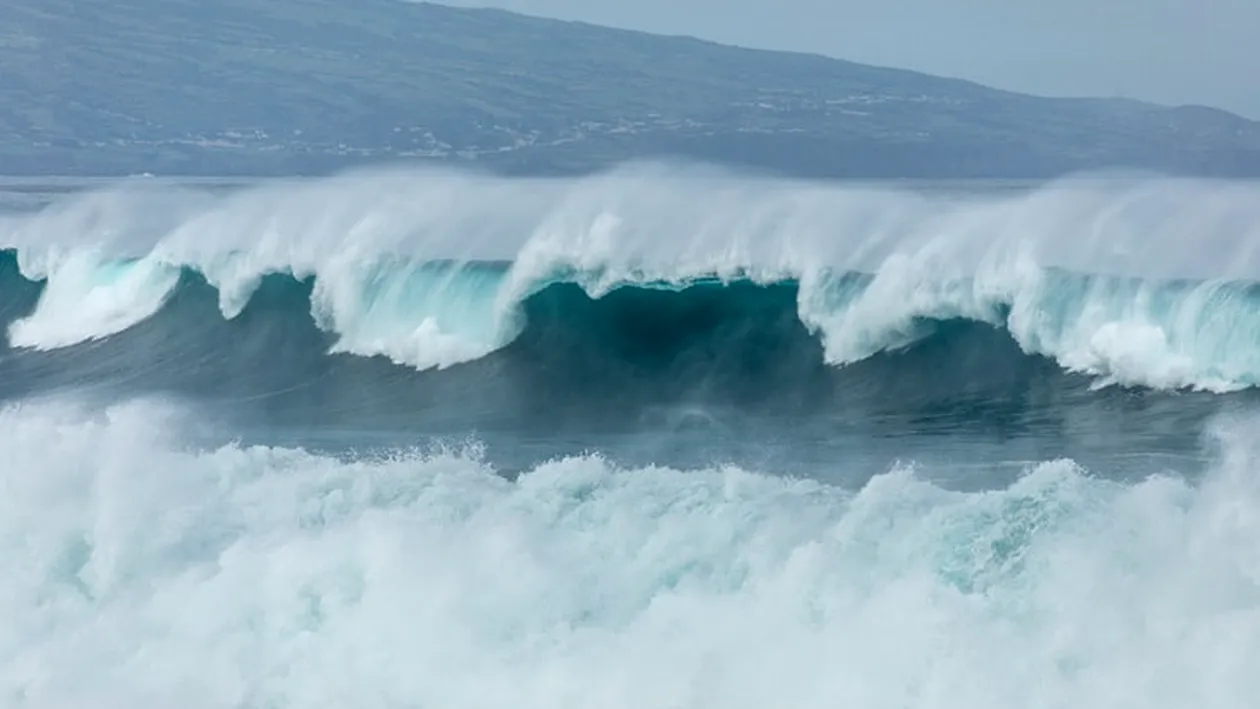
left=3, top=165, right=1259, bottom=707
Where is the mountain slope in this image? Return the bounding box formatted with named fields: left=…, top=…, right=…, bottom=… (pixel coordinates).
left=2, top=0, right=1258, bottom=177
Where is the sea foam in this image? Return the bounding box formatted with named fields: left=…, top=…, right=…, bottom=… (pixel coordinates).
left=1, top=397, right=1258, bottom=707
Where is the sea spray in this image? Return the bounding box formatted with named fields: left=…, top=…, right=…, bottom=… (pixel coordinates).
left=0, top=398, right=1257, bottom=707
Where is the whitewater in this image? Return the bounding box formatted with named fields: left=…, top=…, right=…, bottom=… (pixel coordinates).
left=3, top=164, right=1260, bottom=707
left=5, top=165, right=1260, bottom=389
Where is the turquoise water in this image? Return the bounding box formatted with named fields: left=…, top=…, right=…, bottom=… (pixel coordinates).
left=2, top=168, right=1259, bottom=707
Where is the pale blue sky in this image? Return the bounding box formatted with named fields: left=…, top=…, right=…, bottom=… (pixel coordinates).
left=439, top=0, right=1260, bottom=118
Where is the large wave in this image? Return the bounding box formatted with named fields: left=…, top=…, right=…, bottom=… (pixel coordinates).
left=3, top=164, right=1260, bottom=392
left=6, top=165, right=1260, bottom=707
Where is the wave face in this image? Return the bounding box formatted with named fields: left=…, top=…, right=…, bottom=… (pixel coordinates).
left=0, top=166, right=1256, bottom=478
left=4, top=167, right=1260, bottom=393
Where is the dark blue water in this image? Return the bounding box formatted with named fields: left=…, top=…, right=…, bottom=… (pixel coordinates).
left=0, top=249, right=1241, bottom=487
left=6, top=171, right=1260, bottom=707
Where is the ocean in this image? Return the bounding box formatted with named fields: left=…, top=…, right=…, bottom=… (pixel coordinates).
left=2, top=164, right=1259, bottom=707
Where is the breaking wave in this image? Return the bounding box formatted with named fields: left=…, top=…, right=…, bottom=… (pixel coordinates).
left=3, top=164, right=1260, bottom=392
left=4, top=165, right=1260, bottom=707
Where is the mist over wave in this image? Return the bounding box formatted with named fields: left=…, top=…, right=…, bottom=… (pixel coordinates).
left=2, top=164, right=1260, bottom=394
left=2, top=397, right=1258, bottom=708
left=4, top=164, right=1260, bottom=707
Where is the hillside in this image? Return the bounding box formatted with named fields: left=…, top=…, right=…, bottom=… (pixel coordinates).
left=2, top=0, right=1258, bottom=177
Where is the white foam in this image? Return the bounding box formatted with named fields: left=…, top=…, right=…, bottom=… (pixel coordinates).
left=310, top=257, right=524, bottom=370
left=2, top=398, right=1259, bottom=707
left=7, top=249, right=182, bottom=349
left=2, top=164, right=1260, bottom=387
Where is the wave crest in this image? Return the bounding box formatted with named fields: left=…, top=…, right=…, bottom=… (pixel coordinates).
left=3, top=166, right=1260, bottom=390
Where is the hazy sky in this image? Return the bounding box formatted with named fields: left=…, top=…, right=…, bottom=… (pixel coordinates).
left=440, top=0, right=1260, bottom=119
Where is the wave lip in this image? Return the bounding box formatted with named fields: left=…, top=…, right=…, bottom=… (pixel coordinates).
left=10, top=249, right=1260, bottom=395
left=806, top=258, right=1260, bottom=392
left=7, top=249, right=182, bottom=350
left=5, top=248, right=1260, bottom=394
left=310, top=258, right=524, bottom=370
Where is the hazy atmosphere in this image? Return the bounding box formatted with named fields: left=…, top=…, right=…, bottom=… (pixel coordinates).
left=6, top=2, right=1260, bottom=705
left=439, top=0, right=1260, bottom=117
